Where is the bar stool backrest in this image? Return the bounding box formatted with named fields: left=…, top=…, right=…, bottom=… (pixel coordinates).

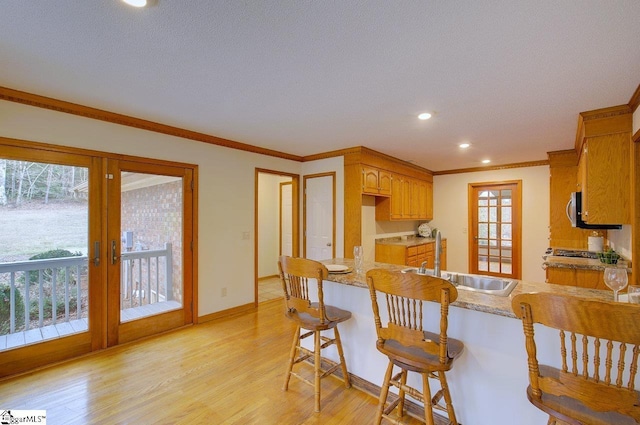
left=366, top=268, right=459, bottom=363
left=512, top=292, right=640, bottom=422
left=278, top=256, right=330, bottom=324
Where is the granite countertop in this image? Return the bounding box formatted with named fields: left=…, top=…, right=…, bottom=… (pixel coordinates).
left=543, top=255, right=632, bottom=272
left=321, top=258, right=617, bottom=319
left=375, top=235, right=442, bottom=247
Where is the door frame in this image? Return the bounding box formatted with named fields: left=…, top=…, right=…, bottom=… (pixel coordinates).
left=254, top=169, right=300, bottom=306
left=303, top=172, right=336, bottom=259
left=468, top=180, right=522, bottom=279
left=106, top=159, right=196, bottom=346
left=0, top=137, right=197, bottom=376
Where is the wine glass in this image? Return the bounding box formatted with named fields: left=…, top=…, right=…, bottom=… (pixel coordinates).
left=353, top=245, right=364, bottom=274
left=604, top=266, right=628, bottom=302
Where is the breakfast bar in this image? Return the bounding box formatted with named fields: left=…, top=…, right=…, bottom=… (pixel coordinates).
left=314, top=259, right=622, bottom=425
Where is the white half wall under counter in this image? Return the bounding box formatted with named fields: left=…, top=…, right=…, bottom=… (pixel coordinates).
left=311, top=258, right=625, bottom=425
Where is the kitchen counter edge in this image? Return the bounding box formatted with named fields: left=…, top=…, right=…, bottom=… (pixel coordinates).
left=322, top=259, right=617, bottom=319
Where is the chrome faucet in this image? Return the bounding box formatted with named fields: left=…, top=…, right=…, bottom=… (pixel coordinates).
left=434, top=230, right=442, bottom=277
left=419, top=261, right=428, bottom=274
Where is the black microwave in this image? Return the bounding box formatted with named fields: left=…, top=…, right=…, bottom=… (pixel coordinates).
left=566, top=192, right=621, bottom=230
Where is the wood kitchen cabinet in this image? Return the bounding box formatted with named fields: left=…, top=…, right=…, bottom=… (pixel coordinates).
left=575, top=106, right=632, bottom=225
left=344, top=147, right=434, bottom=258
left=375, top=240, right=446, bottom=270
left=375, top=174, right=433, bottom=221
left=546, top=266, right=632, bottom=291
left=546, top=267, right=606, bottom=290
left=362, top=166, right=391, bottom=196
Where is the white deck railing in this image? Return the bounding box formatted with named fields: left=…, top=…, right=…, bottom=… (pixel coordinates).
left=0, top=243, right=174, bottom=337
left=0, top=256, right=88, bottom=334
left=121, top=243, right=173, bottom=309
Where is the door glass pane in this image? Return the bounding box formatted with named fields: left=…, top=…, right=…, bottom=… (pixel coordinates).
left=0, top=159, right=89, bottom=349
left=120, top=172, right=182, bottom=322
left=501, top=206, right=511, bottom=222
left=501, top=190, right=512, bottom=205
left=478, top=207, right=488, bottom=222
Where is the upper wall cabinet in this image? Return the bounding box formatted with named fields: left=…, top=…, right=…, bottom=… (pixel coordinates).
left=376, top=174, right=433, bottom=221
left=575, top=106, right=632, bottom=225
left=361, top=166, right=392, bottom=196
left=343, top=148, right=434, bottom=257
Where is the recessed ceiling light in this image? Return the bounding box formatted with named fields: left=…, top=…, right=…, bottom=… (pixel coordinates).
left=482, top=159, right=491, bottom=164
left=122, top=0, right=147, bottom=7
left=417, top=113, right=432, bottom=120
left=459, top=143, right=470, bottom=149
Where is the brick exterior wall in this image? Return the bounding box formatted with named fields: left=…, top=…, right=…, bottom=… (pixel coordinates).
left=121, top=180, right=183, bottom=303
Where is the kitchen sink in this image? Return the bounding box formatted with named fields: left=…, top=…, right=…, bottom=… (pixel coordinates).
left=400, top=268, right=518, bottom=297
left=401, top=267, right=437, bottom=276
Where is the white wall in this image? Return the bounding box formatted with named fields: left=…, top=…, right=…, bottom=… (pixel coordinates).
left=433, top=166, right=550, bottom=283
left=0, top=100, right=303, bottom=316
left=257, top=173, right=291, bottom=278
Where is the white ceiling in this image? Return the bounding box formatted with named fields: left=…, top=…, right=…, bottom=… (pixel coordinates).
left=1, top=1, right=639, bottom=171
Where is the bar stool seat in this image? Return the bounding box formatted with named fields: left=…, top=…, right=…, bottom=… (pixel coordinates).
left=278, top=256, right=352, bottom=413
left=366, top=268, right=463, bottom=425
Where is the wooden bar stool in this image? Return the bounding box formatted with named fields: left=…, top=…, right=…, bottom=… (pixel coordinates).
left=366, top=268, right=464, bottom=425
left=512, top=292, right=640, bottom=425
left=278, top=256, right=352, bottom=412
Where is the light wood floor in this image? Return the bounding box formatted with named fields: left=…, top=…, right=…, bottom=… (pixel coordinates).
left=258, top=275, right=283, bottom=303
left=0, top=299, right=432, bottom=424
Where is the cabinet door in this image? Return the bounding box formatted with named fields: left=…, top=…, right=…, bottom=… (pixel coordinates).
left=415, top=180, right=427, bottom=219
left=409, top=179, right=420, bottom=218
left=362, top=166, right=380, bottom=194
left=581, top=134, right=630, bottom=224
left=546, top=268, right=577, bottom=286
left=406, top=246, right=419, bottom=266
left=575, top=269, right=605, bottom=290
left=378, top=170, right=392, bottom=196
left=401, top=178, right=411, bottom=218
left=424, top=243, right=434, bottom=269
left=390, top=176, right=404, bottom=219
left=425, top=181, right=433, bottom=221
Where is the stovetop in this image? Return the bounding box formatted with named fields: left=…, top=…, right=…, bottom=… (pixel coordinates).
left=545, top=248, right=598, bottom=259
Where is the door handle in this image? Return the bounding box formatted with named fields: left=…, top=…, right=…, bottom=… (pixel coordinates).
left=326, top=242, right=332, bottom=246
left=111, top=240, right=119, bottom=265
left=93, top=241, right=100, bottom=266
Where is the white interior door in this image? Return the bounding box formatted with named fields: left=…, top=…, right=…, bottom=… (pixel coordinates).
left=305, top=174, right=335, bottom=261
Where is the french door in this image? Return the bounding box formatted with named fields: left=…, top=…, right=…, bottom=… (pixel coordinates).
left=0, top=143, right=102, bottom=376
left=0, top=139, right=194, bottom=377
left=469, top=181, right=521, bottom=279
left=106, top=159, right=194, bottom=346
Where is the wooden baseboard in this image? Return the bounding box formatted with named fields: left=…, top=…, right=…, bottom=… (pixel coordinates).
left=197, top=303, right=255, bottom=323
left=315, top=358, right=451, bottom=425
left=258, top=274, right=279, bottom=281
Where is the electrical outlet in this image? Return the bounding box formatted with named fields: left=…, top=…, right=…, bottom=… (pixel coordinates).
left=242, top=231, right=250, bottom=240
left=462, top=227, right=467, bottom=234
left=221, top=287, right=227, bottom=297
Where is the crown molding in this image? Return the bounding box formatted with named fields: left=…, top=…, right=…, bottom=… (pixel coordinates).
left=433, top=160, right=549, bottom=176
left=0, top=86, right=303, bottom=162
